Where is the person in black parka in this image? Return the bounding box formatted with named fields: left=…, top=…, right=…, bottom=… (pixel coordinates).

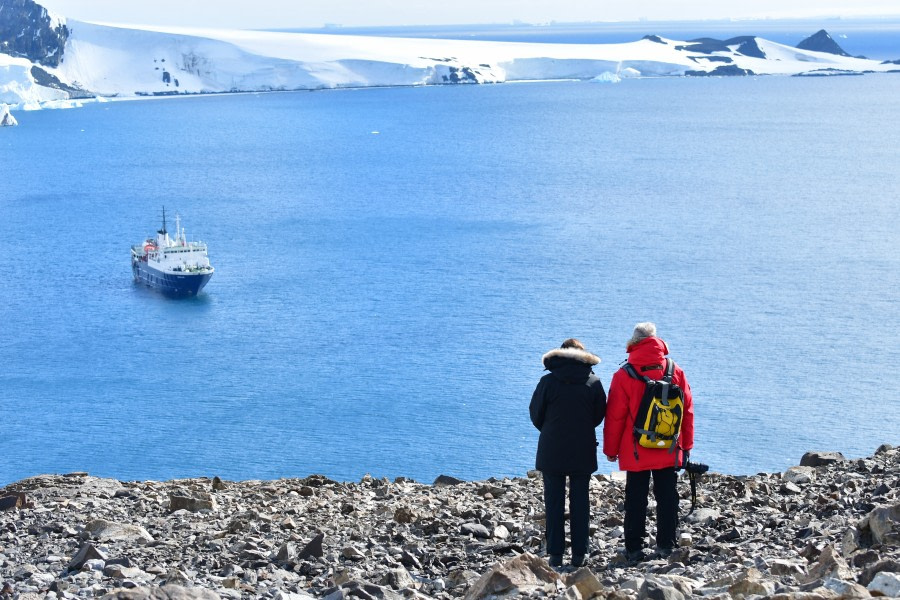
left=530, top=338, right=607, bottom=568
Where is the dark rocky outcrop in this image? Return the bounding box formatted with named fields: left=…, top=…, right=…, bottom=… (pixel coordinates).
left=796, top=29, right=853, bottom=57
left=685, top=64, right=755, bottom=77
left=0, top=0, right=69, bottom=67
left=676, top=36, right=766, bottom=59
left=0, top=447, right=897, bottom=598
left=643, top=35, right=666, bottom=45
left=29, top=65, right=93, bottom=98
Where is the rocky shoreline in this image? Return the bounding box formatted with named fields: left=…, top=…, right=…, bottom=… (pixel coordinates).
left=1, top=447, right=898, bottom=600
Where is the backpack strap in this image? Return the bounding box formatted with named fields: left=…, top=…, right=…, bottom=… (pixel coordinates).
left=661, top=358, right=675, bottom=383
left=623, top=363, right=653, bottom=384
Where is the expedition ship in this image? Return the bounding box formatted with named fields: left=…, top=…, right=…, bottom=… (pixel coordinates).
left=131, top=209, right=214, bottom=296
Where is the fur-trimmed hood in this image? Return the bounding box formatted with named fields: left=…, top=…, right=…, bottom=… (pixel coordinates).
left=542, top=347, right=601, bottom=370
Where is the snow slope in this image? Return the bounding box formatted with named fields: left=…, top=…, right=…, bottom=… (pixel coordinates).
left=1, top=19, right=898, bottom=112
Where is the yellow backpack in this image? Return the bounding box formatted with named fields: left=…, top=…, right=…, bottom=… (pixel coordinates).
left=623, top=358, right=684, bottom=455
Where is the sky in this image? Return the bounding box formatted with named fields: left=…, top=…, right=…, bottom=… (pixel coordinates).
left=37, top=0, right=900, bottom=29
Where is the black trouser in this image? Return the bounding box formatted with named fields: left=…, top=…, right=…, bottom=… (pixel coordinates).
left=624, top=467, right=678, bottom=552
left=543, top=472, right=590, bottom=557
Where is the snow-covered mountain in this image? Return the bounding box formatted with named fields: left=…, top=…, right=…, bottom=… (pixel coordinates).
left=1, top=1, right=899, bottom=116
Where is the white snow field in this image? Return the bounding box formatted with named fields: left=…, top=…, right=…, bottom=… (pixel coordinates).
left=1, top=16, right=897, bottom=112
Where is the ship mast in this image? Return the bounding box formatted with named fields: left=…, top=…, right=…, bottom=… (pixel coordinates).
left=158, top=206, right=168, bottom=236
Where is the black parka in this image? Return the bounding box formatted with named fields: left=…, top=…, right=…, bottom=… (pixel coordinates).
left=530, top=347, right=607, bottom=474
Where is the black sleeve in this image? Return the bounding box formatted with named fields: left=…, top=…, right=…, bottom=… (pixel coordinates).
left=529, top=378, right=546, bottom=430
left=593, top=380, right=607, bottom=427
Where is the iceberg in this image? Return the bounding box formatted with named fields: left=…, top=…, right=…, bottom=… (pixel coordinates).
left=590, top=71, right=622, bottom=83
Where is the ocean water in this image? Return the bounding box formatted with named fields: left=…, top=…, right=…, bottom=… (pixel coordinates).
left=1, top=75, right=899, bottom=486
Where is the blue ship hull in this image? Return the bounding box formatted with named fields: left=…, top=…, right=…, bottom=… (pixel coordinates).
left=132, top=260, right=212, bottom=297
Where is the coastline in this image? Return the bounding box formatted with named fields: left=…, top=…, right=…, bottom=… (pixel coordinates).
left=1, top=446, right=897, bottom=599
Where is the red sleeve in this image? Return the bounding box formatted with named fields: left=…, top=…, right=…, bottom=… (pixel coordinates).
left=603, top=369, right=629, bottom=457
left=678, top=369, right=694, bottom=451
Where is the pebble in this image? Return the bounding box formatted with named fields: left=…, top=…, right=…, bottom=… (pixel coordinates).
left=0, top=448, right=896, bottom=599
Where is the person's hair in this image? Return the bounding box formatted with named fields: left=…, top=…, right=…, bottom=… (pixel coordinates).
left=627, top=322, right=657, bottom=348
left=560, top=338, right=585, bottom=350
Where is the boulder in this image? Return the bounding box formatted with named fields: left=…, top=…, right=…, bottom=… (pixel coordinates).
left=640, top=576, right=685, bottom=600
left=434, top=475, right=465, bottom=486
left=85, top=519, right=154, bottom=544
left=168, top=494, right=216, bottom=512
left=821, top=577, right=870, bottom=598
left=858, top=503, right=900, bottom=546
left=0, top=492, right=26, bottom=510
left=463, top=553, right=559, bottom=600
left=727, top=568, right=776, bottom=598
left=461, top=523, right=491, bottom=539
left=800, top=451, right=847, bottom=467
left=564, top=568, right=605, bottom=598
left=783, top=466, right=817, bottom=485
left=68, top=542, right=107, bottom=571
left=100, top=585, right=221, bottom=599
left=803, top=545, right=854, bottom=583
left=298, top=533, right=324, bottom=559
left=868, top=572, right=900, bottom=597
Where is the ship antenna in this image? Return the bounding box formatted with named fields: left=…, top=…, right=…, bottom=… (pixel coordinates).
left=159, top=206, right=168, bottom=235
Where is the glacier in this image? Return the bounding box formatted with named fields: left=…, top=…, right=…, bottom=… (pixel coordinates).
left=1, top=14, right=899, bottom=114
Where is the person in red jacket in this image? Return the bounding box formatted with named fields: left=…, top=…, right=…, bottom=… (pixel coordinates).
left=603, top=322, right=694, bottom=562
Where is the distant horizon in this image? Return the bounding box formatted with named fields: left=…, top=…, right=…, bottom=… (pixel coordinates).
left=37, top=0, right=900, bottom=31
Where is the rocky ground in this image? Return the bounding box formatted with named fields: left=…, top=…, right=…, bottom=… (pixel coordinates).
left=1, top=446, right=898, bottom=600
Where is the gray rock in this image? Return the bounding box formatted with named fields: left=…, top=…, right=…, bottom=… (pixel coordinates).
left=85, top=519, right=154, bottom=544
left=859, top=502, right=900, bottom=545
left=168, top=495, right=216, bottom=512
left=380, top=565, right=415, bottom=590
left=103, top=565, right=145, bottom=579
left=727, top=568, right=775, bottom=598
left=298, top=533, right=324, bottom=559
left=68, top=543, right=107, bottom=571
left=463, top=553, right=559, bottom=600
left=0, top=492, right=27, bottom=510
left=460, top=523, right=491, bottom=539
left=769, top=559, right=806, bottom=577
left=822, top=577, right=870, bottom=598
left=783, top=466, right=817, bottom=485
left=640, top=576, right=685, bottom=600
left=781, top=482, right=803, bottom=495
left=859, top=559, right=900, bottom=586
left=804, top=545, right=854, bottom=583
left=342, top=546, right=365, bottom=561
left=800, top=451, right=847, bottom=467
left=868, top=571, right=900, bottom=597
left=393, top=507, right=417, bottom=524
left=685, top=508, right=720, bottom=525
left=433, top=475, right=465, bottom=486
left=100, top=585, right=221, bottom=599
left=564, top=568, right=605, bottom=598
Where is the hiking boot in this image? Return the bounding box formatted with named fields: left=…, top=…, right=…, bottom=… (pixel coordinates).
left=548, top=554, right=563, bottom=568
left=571, top=555, right=585, bottom=568
left=654, top=547, right=673, bottom=559
left=625, top=549, right=646, bottom=563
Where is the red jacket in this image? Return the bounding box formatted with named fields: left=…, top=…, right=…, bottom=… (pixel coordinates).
left=603, top=337, right=694, bottom=471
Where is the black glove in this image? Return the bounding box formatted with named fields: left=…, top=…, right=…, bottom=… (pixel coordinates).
left=682, top=449, right=690, bottom=467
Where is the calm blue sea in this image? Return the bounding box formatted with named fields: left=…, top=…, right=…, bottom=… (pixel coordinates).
left=1, top=75, right=899, bottom=486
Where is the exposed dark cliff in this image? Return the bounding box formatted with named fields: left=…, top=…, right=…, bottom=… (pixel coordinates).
left=0, top=0, right=69, bottom=67
left=796, top=29, right=852, bottom=57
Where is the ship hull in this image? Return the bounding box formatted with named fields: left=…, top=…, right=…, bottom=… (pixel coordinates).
left=132, top=260, right=212, bottom=297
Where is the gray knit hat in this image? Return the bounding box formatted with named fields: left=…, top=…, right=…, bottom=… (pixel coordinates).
left=627, top=322, right=657, bottom=348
